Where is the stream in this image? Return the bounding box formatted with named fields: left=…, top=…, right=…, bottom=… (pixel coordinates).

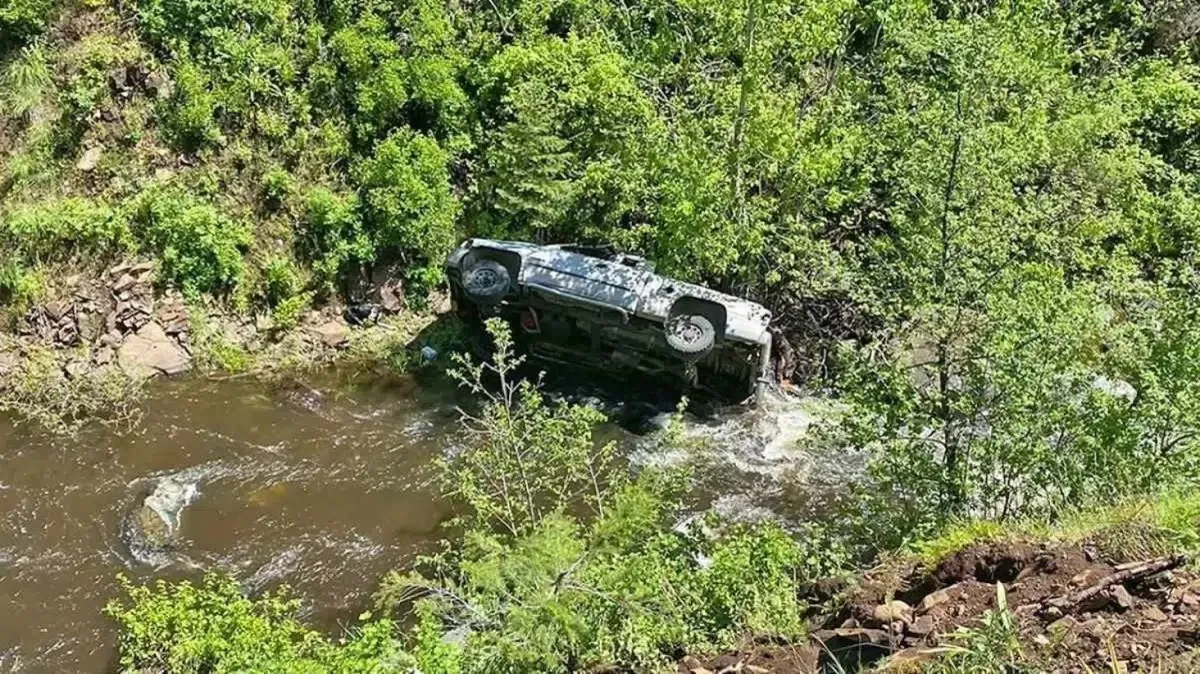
left=0, top=371, right=857, bottom=673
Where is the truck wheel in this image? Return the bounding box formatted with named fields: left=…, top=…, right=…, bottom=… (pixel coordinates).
left=463, top=260, right=510, bottom=305
left=665, top=314, right=715, bottom=357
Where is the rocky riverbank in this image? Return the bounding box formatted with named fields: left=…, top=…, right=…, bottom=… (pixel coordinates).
left=0, top=260, right=450, bottom=432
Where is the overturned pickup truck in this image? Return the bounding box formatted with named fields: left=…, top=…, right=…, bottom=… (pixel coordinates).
left=445, top=239, right=773, bottom=403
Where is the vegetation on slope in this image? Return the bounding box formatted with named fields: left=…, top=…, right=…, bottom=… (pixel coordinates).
left=2, top=0, right=1198, bottom=524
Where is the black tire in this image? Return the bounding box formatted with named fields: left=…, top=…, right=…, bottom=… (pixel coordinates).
left=665, top=314, right=716, bottom=357
left=463, top=260, right=510, bottom=305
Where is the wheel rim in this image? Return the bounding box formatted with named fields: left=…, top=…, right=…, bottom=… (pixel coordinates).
left=670, top=318, right=703, bottom=344
left=469, top=268, right=498, bottom=291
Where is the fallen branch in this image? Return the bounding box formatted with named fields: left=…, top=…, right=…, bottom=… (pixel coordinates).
left=1043, top=554, right=1187, bottom=614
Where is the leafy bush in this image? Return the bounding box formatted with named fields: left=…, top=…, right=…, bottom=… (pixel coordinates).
left=0, top=0, right=52, bottom=51
left=1, top=40, right=50, bottom=119
left=105, top=574, right=401, bottom=673
left=298, top=187, right=372, bottom=292
left=1, top=198, right=135, bottom=262
left=129, top=187, right=251, bottom=295
left=0, top=347, right=142, bottom=434
left=0, top=260, right=43, bottom=310
left=262, top=165, right=295, bottom=208
left=353, top=129, right=458, bottom=290
left=271, top=291, right=311, bottom=330
left=376, top=321, right=821, bottom=672
left=162, top=60, right=221, bottom=149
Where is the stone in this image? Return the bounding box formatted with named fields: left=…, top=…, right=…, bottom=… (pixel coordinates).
left=117, top=322, right=191, bottom=377
left=920, top=585, right=956, bottom=612
left=1112, top=585, right=1135, bottom=611
left=0, top=351, right=19, bottom=378
left=63, top=360, right=90, bottom=379
left=94, top=346, right=114, bottom=365
left=312, top=320, right=349, bottom=348
left=44, top=300, right=69, bottom=321
left=146, top=69, right=172, bottom=99
left=874, top=600, right=913, bottom=625
left=379, top=281, right=405, bottom=313
left=76, top=146, right=103, bottom=171
left=128, top=478, right=198, bottom=555
left=78, top=311, right=105, bottom=343
left=1143, top=606, right=1169, bottom=622
left=112, top=273, right=138, bottom=292
left=908, top=615, right=935, bottom=637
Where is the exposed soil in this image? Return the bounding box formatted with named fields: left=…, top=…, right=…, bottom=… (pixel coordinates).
left=679, top=540, right=1200, bottom=673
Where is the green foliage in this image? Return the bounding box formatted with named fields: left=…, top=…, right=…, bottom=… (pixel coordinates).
left=188, top=307, right=252, bottom=373
left=1, top=198, right=134, bottom=262
left=0, top=0, right=52, bottom=51
left=260, top=255, right=300, bottom=307
left=129, top=187, right=251, bottom=295
left=0, top=261, right=43, bottom=309
left=1, top=40, right=50, bottom=119
left=104, top=573, right=402, bottom=673
left=376, top=320, right=820, bottom=672
left=444, top=319, right=615, bottom=535
left=354, top=129, right=458, bottom=291
left=469, top=35, right=656, bottom=241
left=920, top=584, right=1027, bottom=674
left=271, top=291, right=311, bottom=330
left=0, top=346, right=143, bottom=434
left=299, top=187, right=372, bottom=292
left=262, top=165, right=295, bottom=208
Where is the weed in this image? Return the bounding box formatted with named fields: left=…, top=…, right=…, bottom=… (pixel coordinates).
left=0, top=345, right=142, bottom=434
left=129, top=187, right=250, bottom=296
left=1, top=40, right=50, bottom=119
left=187, top=307, right=252, bottom=374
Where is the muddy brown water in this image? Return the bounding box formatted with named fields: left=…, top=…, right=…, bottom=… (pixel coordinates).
left=0, top=374, right=468, bottom=673
left=0, top=371, right=844, bottom=673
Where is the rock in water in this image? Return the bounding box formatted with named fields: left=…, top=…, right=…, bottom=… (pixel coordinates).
left=125, top=478, right=198, bottom=565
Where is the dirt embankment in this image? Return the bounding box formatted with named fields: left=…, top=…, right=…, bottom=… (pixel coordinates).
left=680, top=540, right=1200, bottom=673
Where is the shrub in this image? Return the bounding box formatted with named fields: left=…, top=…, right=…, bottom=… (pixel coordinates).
left=129, top=187, right=250, bottom=296
left=105, top=574, right=402, bottom=673
left=162, top=60, right=221, bottom=150
left=298, top=187, right=372, bottom=292
left=1, top=198, right=135, bottom=262
left=260, top=255, right=299, bottom=307
left=262, top=165, right=295, bottom=208
left=271, top=291, right=310, bottom=330
left=1, top=40, right=50, bottom=119
left=377, top=321, right=820, bottom=672
left=0, top=260, right=43, bottom=310
left=0, top=0, right=52, bottom=51
left=353, top=129, right=458, bottom=292
left=187, top=307, right=252, bottom=373
left=0, top=347, right=143, bottom=434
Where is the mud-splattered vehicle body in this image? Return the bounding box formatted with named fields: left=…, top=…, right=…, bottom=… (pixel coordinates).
left=445, top=239, right=773, bottom=403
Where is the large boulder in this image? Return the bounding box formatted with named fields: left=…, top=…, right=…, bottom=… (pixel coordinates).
left=124, top=478, right=198, bottom=565
left=118, top=321, right=191, bottom=377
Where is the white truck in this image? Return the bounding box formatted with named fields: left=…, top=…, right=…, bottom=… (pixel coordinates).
left=445, top=239, right=773, bottom=403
